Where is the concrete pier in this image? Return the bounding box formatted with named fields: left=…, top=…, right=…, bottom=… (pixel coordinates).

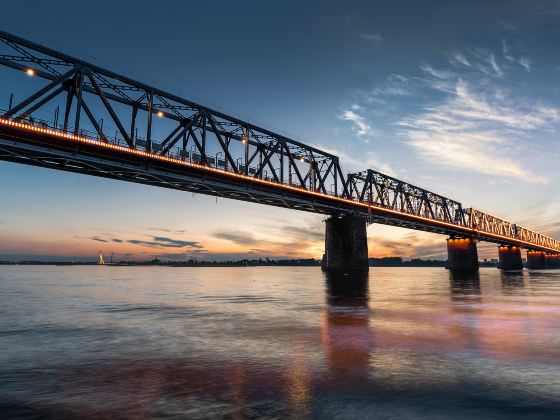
left=527, top=250, right=546, bottom=269
left=545, top=253, right=560, bottom=269
left=322, top=215, right=368, bottom=273
left=446, top=237, right=479, bottom=272
left=498, top=245, right=523, bottom=271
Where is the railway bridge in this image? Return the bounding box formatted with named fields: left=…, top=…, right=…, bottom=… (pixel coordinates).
left=0, top=30, right=558, bottom=272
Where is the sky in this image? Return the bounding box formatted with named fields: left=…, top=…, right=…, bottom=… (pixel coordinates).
left=0, top=0, right=559, bottom=261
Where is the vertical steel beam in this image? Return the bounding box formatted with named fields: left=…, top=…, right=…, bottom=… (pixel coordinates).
left=201, top=114, right=206, bottom=160
left=244, top=127, right=249, bottom=175
left=182, top=130, right=189, bottom=155
left=73, top=70, right=83, bottom=134
left=130, top=104, right=138, bottom=146
left=63, top=79, right=75, bottom=132
left=280, top=148, right=284, bottom=183
left=146, top=93, right=153, bottom=153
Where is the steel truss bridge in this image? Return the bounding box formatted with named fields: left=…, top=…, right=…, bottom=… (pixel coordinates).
left=0, top=30, right=558, bottom=254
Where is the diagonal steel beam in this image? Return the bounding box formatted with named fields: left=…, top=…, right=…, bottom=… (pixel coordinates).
left=80, top=99, right=108, bottom=142
left=2, top=68, right=75, bottom=118
left=14, top=85, right=65, bottom=121
left=208, top=115, right=239, bottom=173
left=159, top=114, right=199, bottom=156
left=86, top=71, right=133, bottom=148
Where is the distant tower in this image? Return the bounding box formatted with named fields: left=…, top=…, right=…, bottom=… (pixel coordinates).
left=110, top=252, right=114, bottom=264
left=98, top=251, right=105, bottom=265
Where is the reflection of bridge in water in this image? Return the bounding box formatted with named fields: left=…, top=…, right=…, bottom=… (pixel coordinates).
left=0, top=30, right=558, bottom=272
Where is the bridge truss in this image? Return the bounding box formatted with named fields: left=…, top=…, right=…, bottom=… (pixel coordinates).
left=0, top=30, right=558, bottom=253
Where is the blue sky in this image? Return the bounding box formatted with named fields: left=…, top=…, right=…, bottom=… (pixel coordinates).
left=0, top=0, right=559, bottom=261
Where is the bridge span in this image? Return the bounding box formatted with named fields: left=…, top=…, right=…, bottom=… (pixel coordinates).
left=0, top=30, right=558, bottom=272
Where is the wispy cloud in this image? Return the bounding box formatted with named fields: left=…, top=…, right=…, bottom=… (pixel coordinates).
left=147, top=227, right=172, bottom=233
left=90, top=236, right=108, bottom=243
left=518, top=56, right=531, bottom=72
left=497, top=18, right=516, bottom=31
left=360, top=32, right=383, bottom=44
left=127, top=236, right=204, bottom=249
left=214, top=230, right=258, bottom=245
left=91, top=234, right=204, bottom=249
left=502, top=39, right=531, bottom=72
left=488, top=53, right=503, bottom=77
left=214, top=222, right=324, bottom=258
left=398, top=79, right=556, bottom=183
left=308, top=139, right=395, bottom=174
left=420, top=63, right=453, bottom=79
left=368, top=232, right=446, bottom=259
left=450, top=51, right=472, bottom=68
left=339, top=107, right=375, bottom=141
left=359, top=74, right=411, bottom=104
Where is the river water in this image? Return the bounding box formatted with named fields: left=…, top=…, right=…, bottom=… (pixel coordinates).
left=0, top=266, right=559, bottom=419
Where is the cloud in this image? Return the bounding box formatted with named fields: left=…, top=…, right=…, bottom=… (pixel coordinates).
left=420, top=63, right=454, bottom=79
left=360, top=32, right=383, bottom=44
left=450, top=51, right=472, bottom=68
left=90, top=236, right=108, bottom=242
left=398, top=79, right=555, bottom=184
left=214, top=230, right=258, bottom=245
left=147, top=227, right=188, bottom=235
left=488, top=53, right=503, bottom=77
left=359, top=74, right=411, bottom=104
left=127, top=236, right=204, bottom=249
left=502, top=39, right=531, bottom=72
left=339, top=108, right=375, bottom=140
left=281, top=225, right=324, bottom=241
left=112, top=239, right=123, bottom=243
left=518, top=56, right=531, bottom=72
left=497, top=18, right=516, bottom=31
left=368, top=232, right=447, bottom=259
left=214, top=222, right=325, bottom=258
left=147, top=227, right=172, bottom=233
left=309, top=143, right=395, bottom=175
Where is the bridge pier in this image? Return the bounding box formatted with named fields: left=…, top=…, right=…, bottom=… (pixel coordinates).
left=498, top=245, right=523, bottom=271
left=545, top=253, right=560, bottom=269
left=322, top=215, right=369, bottom=273
left=527, top=250, right=546, bottom=269
left=446, top=237, right=479, bottom=272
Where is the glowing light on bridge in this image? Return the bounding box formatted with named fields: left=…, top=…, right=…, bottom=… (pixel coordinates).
left=25, top=68, right=35, bottom=76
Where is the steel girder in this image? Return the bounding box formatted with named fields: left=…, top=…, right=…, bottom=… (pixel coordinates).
left=346, top=169, right=468, bottom=226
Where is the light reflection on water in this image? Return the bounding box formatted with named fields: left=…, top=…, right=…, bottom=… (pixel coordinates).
left=1, top=266, right=560, bottom=419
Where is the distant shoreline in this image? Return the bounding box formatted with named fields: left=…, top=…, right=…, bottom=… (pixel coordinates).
left=0, top=257, right=499, bottom=268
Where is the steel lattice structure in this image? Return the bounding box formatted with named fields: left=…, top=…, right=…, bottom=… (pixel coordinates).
left=0, top=30, right=558, bottom=253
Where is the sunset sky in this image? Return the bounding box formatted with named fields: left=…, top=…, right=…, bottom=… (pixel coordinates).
left=1, top=0, right=559, bottom=261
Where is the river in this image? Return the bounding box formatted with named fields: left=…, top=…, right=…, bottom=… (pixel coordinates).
left=1, top=266, right=559, bottom=419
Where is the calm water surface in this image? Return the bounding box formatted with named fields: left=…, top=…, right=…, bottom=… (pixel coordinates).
left=1, top=266, right=559, bottom=419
